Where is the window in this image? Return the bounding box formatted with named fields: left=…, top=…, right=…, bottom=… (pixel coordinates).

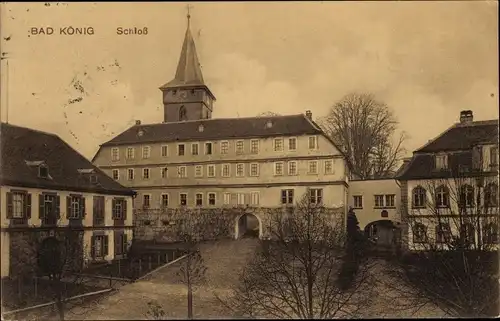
left=281, top=189, right=294, bottom=205
left=353, top=196, right=363, bottom=209
left=143, top=194, right=150, bottom=209
left=250, top=163, right=260, bottom=176
left=161, top=167, right=168, bottom=178
left=435, top=185, right=450, bottom=207
left=274, top=162, right=284, bottom=176
left=112, top=169, right=119, bottom=180
left=324, top=160, right=334, bottom=175
left=221, top=141, right=229, bottom=154
left=490, top=146, right=498, bottom=166
left=111, top=148, right=119, bottom=161
left=68, top=195, right=84, bottom=219
left=180, top=193, right=188, bottom=206
left=112, top=198, right=126, bottom=220
left=236, top=140, right=244, bottom=154
left=385, top=194, right=395, bottom=208
left=191, top=143, right=199, bottom=156
left=7, top=191, right=30, bottom=219
left=483, top=223, right=498, bottom=244
left=236, top=163, right=245, bottom=177
left=485, top=183, right=498, bottom=207
left=178, top=166, right=187, bottom=178
left=126, top=147, right=135, bottom=159
left=205, top=142, right=213, bottom=155
left=143, top=168, right=150, bottom=180
left=179, top=106, right=187, bottom=121
left=308, top=136, right=318, bottom=149
left=413, top=223, right=427, bottom=243
left=435, top=154, right=447, bottom=170
left=142, top=146, right=151, bottom=159
left=459, top=184, right=474, bottom=208
left=274, top=138, right=283, bottom=152
left=222, top=164, right=230, bottom=177
left=250, top=192, right=260, bottom=206
left=435, top=223, right=451, bottom=244
left=223, top=193, right=231, bottom=205
left=161, top=145, right=168, bottom=157
left=288, top=161, right=297, bottom=175
left=460, top=223, right=475, bottom=244
left=374, top=195, right=384, bottom=208
left=114, top=232, right=128, bottom=256
left=237, top=193, right=246, bottom=205
left=250, top=139, right=259, bottom=154
left=207, top=165, right=216, bottom=177
left=127, top=169, right=134, bottom=180
left=309, top=189, right=323, bottom=205
left=288, top=137, right=297, bottom=151
left=178, top=144, right=185, bottom=156
left=92, top=235, right=108, bottom=260
left=38, top=165, right=49, bottom=178
left=196, top=193, right=203, bottom=207
left=161, top=194, right=169, bottom=208
left=412, top=186, right=426, bottom=208
left=93, top=196, right=105, bottom=226
left=308, top=161, right=318, bottom=174
left=41, top=193, right=59, bottom=225
left=195, top=165, right=203, bottom=177
left=208, top=193, right=216, bottom=206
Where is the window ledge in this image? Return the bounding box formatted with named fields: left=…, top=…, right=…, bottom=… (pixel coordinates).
left=352, top=207, right=363, bottom=210
left=374, top=207, right=396, bottom=210
left=412, top=206, right=426, bottom=209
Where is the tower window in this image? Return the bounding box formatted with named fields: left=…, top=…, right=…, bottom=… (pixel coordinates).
left=179, top=106, right=187, bottom=121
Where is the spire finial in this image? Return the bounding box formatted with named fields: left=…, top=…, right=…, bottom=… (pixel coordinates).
left=186, top=4, right=192, bottom=28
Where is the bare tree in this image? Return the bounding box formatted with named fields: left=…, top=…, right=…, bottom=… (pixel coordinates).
left=217, top=192, right=377, bottom=319
left=385, top=167, right=499, bottom=317
left=256, top=111, right=281, bottom=117
left=319, top=92, right=406, bottom=179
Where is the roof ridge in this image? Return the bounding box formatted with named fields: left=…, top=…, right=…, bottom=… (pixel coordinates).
left=135, top=114, right=305, bottom=127
left=414, top=123, right=457, bottom=153
left=1, top=122, right=59, bottom=138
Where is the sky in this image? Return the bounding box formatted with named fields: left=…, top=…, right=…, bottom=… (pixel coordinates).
left=1, top=1, right=498, bottom=160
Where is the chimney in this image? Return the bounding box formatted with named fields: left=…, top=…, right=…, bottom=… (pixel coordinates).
left=135, top=120, right=141, bottom=125
left=305, top=110, right=312, bottom=120
left=459, top=110, right=473, bottom=124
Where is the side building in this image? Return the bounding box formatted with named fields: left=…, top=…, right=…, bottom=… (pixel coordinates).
left=396, top=110, right=499, bottom=250
left=0, top=123, right=136, bottom=278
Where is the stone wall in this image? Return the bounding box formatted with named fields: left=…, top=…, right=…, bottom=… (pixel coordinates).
left=133, top=206, right=346, bottom=243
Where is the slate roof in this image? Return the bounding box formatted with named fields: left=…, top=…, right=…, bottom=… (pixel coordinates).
left=0, top=123, right=135, bottom=196
left=100, top=114, right=324, bottom=147
left=159, top=19, right=216, bottom=99
left=416, top=120, right=498, bottom=153
left=397, top=119, right=499, bottom=180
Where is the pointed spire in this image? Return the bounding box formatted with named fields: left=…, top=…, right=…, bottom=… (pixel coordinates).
left=162, top=7, right=205, bottom=88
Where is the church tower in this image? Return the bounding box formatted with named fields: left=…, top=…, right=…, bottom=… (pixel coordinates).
left=160, top=11, right=216, bottom=123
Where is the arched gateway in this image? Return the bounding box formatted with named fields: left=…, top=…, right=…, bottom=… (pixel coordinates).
left=235, top=213, right=263, bottom=239
left=364, top=219, right=401, bottom=248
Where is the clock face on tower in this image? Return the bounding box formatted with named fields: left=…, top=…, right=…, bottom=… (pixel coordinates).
left=179, top=90, right=188, bottom=100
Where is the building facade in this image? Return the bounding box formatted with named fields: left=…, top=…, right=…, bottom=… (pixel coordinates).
left=0, top=123, right=135, bottom=278
left=92, top=15, right=350, bottom=239
left=396, top=110, right=499, bottom=250
left=348, top=178, right=402, bottom=246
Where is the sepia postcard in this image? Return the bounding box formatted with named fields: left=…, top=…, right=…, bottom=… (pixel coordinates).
left=0, top=1, right=498, bottom=320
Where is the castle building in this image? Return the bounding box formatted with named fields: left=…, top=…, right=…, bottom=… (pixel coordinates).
left=91, top=14, right=350, bottom=235
left=0, top=123, right=135, bottom=278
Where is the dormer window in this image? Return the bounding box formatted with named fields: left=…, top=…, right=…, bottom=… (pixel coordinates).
left=39, top=165, right=49, bottom=178
left=90, top=175, right=98, bottom=184
left=266, top=121, right=273, bottom=128
left=137, top=130, right=144, bottom=137
left=435, top=154, right=448, bottom=170
left=198, top=124, right=204, bottom=132
left=179, top=106, right=187, bottom=121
